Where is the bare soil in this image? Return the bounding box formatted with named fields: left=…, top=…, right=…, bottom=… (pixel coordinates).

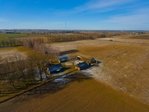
left=0, top=37, right=149, bottom=112
left=51, top=37, right=149, bottom=104
left=0, top=79, right=149, bottom=112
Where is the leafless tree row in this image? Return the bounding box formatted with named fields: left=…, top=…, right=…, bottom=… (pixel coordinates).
left=0, top=39, right=21, bottom=47
left=0, top=52, right=51, bottom=93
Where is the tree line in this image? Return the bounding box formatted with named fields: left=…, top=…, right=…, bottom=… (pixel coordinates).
left=0, top=39, right=22, bottom=47
left=0, top=51, right=51, bottom=94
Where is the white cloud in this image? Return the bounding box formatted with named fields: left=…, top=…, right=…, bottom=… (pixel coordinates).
left=57, top=0, right=136, bottom=16
left=74, top=0, right=135, bottom=12
left=100, top=8, right=149, bottom=30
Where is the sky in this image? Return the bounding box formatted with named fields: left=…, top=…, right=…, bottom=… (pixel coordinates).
left=0, top=0, right=149, bottom=30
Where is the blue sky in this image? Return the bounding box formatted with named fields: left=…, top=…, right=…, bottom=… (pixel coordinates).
left=0, top=0, right=149, bottom=30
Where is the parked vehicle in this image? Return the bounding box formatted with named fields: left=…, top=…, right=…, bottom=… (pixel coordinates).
left=77, top=62, right=91, bottom=70
left=58, top=55, right=69, bottom=63
left=48, top=64, right=67, bottom=74
left=89, top=58, right=101, bottom=66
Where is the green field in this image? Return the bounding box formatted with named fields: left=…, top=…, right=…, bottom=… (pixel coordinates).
left=0, top=33, right=28, bottom=40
